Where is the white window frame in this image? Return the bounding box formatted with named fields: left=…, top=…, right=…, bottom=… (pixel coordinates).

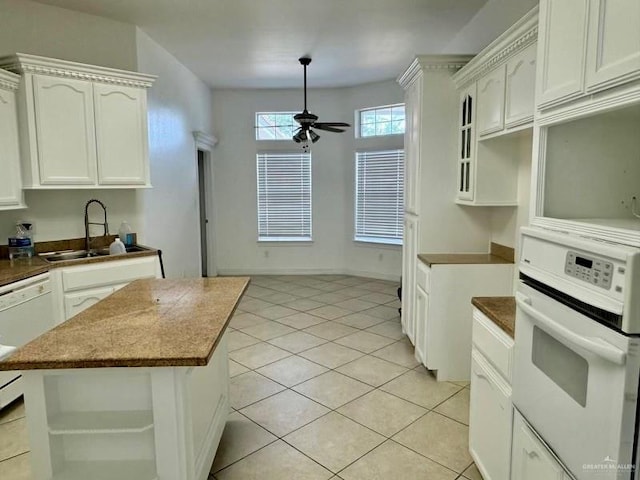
left=255, top=112, right=298, bottom=141
left=354, top=149, right=404, bottom=246
left=256, top=151, right=312, bottom=242
left=357, top=103, right=405, bottom=138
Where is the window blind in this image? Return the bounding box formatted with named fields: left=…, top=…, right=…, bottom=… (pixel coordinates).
left=257, top=152, right=312, bottom=241
left=355, top=149, right=404, bottom=245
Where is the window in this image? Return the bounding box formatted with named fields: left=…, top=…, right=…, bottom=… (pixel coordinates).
left=255, top=112, right=297, bottom=140
left=257, top=152, right=312, bottom=241
left=355, top=149, right=404, bottom=245
left=359, top=104, right=405, bottom=137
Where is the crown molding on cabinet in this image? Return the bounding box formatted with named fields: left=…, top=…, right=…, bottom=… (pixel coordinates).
left=0, top=69, right=20, bottom=91
left=0, top=53, right=156, bottom=88
left=453, top=6, right=539, bottom=89
left=398, top=55, right=474, bottom=89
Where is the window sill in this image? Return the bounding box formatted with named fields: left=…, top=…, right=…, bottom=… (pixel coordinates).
left=353, top=238, right=402, bottom=248
left=257, top=239, right=314, bottom=246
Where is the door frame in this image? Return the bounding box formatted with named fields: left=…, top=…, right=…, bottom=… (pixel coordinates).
left=193, top=131, right=218, bottom=277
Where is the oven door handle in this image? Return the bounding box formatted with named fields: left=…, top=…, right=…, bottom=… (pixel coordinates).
left=516, top=294, right=626, bottom=366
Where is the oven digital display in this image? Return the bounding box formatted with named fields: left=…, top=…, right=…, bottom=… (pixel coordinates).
left=575, top=256, right=593, bottom=269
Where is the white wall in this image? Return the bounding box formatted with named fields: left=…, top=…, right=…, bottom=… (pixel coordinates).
left=135, top=29, right=214, bottom=279
left=0, top=0, right=141, bottom=241
left=212, top=80, right=405, bottom=280
left=442, top=0, right=538, bottom=54
left=0, top=0, right=137, bottom=70
left=0, top=0, right=215, bottom=280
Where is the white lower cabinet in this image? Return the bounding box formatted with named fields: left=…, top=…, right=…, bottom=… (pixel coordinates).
left=63, top=286, right=115, bottom=320
left=511, top=410, right=566, bottom=480
left=413, top=263, right=512, bottom=380
left=469, top=350, right=512, bottom=480
left=401, top=214, right=418, bottom=343
left=52, top=256, right=161, bottom=323
left=469, top=307, right=514, bottom=480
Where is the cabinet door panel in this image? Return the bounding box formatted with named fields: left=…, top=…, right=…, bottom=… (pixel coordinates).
left=457, top=85, right=475, bottom=201
left=0, top=88, right=24, bottom=208
left=404, top=77, right=422, bottom=214
left=64, top=286, right=114, bottom=320
left=511, top=411, right=565, bottom=480
left=477, top=66, right=506, bottom=136
left=33, top=76, right=96, bottom=185
left=585, top=0, right=640, bottom=91
left=469, top=352, right=512, bottom=480
left=94, top=84, right=149, bottom=185
left=536, top=0, right=588, bottom=108
left=414, top=286, right=428, bottom=366
left=401, top=215, right=418, bottom=344
left=505, top=44, right=536, bottom=128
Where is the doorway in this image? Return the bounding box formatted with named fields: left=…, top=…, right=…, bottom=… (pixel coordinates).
left=197, top=150, right=208, bottom=277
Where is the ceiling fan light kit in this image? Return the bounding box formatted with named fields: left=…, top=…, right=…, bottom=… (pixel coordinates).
left=292, top=56, right=351, bottom=149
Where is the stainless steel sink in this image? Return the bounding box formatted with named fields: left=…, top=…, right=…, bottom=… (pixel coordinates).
left=39, top=245, right=151, bottom=263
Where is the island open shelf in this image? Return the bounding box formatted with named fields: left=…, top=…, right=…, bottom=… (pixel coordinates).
left=0, top=277, right=249, bottom=480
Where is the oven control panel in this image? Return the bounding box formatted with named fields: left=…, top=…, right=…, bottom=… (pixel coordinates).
left=565, top=251, right=613, bottom=289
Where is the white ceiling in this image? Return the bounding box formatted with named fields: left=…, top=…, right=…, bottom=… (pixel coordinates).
left=31, top=0, right=530, bottom=89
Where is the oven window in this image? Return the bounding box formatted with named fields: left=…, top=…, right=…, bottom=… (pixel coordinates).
left=532, top=326, right=589, bottom=407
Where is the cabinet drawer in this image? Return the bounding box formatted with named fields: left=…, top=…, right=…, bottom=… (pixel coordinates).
left=472, top=308, right=514, bottom=382
left=416, top=261, right=430, bottom=292
left=64, top=286, right=114, bottom=320
left=62, top=257, right=158, bottom=292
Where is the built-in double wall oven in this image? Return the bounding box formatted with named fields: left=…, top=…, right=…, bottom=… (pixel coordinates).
left=513, top=227, right=640, bottom=480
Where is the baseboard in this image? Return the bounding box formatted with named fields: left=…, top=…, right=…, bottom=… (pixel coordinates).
left=216, top=267, right=400, bottom=283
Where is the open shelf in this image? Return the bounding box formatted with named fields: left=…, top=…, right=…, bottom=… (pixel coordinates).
left=48, top=411, right=154, bottom=435
left=51, top=460, right=157, bottom=480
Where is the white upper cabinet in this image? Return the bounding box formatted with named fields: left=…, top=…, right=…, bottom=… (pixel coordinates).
left=403, top=74, right=422, bottom=215
left=477, top=65, right=506, bottom=136
left=94, top=84, right=149, bottom=185
left=537, top=0, right=640, bottom=111
left=0, top=54, right=155, bottom=189
left=505, top=44, right=537, bottom=128
left=453, top=7, right=537, bottom=205
left=585, top=0, right=640, bottom=92
left=536, top=0, right=588, bottom=109
left=33, top=76, right=97, bottom=185
left=0, top=70, right=25, bottom=210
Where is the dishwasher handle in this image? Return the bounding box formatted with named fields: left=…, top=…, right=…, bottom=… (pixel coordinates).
left=516, top=293, right=626, bottom=366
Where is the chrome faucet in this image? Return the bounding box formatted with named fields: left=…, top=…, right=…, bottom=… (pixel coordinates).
left=84, top=199, right=109, bottom=254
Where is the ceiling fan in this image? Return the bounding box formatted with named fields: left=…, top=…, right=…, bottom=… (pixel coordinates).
left=292, top=57, right=350, bottom=146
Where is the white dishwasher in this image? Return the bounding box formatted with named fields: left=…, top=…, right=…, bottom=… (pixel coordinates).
left=0, top=272, right=54, bottom=409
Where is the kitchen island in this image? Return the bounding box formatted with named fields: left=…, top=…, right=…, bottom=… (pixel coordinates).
left=0, top=277, right=249, bottom=480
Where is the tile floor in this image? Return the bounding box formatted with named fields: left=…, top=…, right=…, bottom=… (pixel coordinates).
left=0, top=274, right=482, bottom=480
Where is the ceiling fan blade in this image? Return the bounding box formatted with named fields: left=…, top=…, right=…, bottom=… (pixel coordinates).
left=313, top=124, right=346, bottom=133
left=314, top=122, right=351, bottom=127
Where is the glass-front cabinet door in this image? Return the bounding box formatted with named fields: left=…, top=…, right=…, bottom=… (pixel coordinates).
left=457, top=84, right=475, bottom=201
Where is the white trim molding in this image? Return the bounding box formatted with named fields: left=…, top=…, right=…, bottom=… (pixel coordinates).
left=0, top=53, right=156, bottom=88
left=0, top=69, right=20, bottom=91
left=193, top=131, right=218, bottom=151
left=453, top=6, right=539, bottom=89
left=398, top=55, right=474, bottom=89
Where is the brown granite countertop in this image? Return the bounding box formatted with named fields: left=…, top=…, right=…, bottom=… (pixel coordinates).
left=0, top=257, right=50, bottom=288
left=417, top=242, right=515, bottom=267
left=0, top=236, right=159, bottom=287
left=418, top=253, right=513, bottom=267
left=0, top=277, right=250, bottom=370
left=472, top=296, right=516, bottom=338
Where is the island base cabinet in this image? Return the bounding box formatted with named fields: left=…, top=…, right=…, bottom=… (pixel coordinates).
left=22, top=334, right=230, bottom=480
left=469, top=350, right=512, bottom=480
